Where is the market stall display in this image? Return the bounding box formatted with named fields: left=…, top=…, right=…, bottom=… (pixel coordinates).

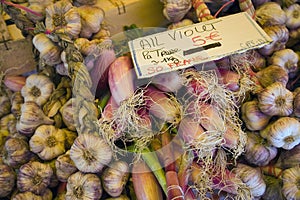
left=0, top=0, right=300, bottom=199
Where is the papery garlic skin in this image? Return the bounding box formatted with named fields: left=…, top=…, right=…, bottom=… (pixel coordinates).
left=0, top=164, right=15, bottom=197
left=258, top=25, right=289, bottom=56
left=66, top=171, right=102, bottom=200
left=260, top=117, right=300, bottom=150
left=60, top=98, right=76, bottom=131
left=12, top=189, right=53, bottom=200
left=21, top=74, right=55, bottom=106
left=32, top=33, right=62, bottom=66
left=241, top=99, right=271, bottom=131
left=70, top=133, right=112, bottom=173
left=55, top=150, right=78, bottom=182
left=17, top=161, right=53, bottom=195
left=16, top=101, right=54, bottom=136
left=233, top=163, right=266, bottom=198
left=45, top=0, right=82, bottom=39
left=77, top=5, right=104, bottom=38
left=255, top=2, right=287, bottom=27
left=29, top=125, right=66, bottom=160
left=3, top=136, right=32, bottom=168
left=282, top=166, right=300, bottom=200
left=258, top=82, right=294, bottom=116
left=256, top=65, right=289, bottom=88
left=0, top=93, right=11, bottom=118
left=102, top=161, right=129, bottom=197
left=244, top=132, right=277, bottom=166
left=269, top=48, right=299, bottom=77
left=285, top=3, right=300, bottom=29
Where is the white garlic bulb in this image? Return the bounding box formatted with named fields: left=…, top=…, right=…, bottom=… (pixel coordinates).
left=66, top=171, right=102, bottom=199
left=32, top=33, right=62, bottom=66
left=29, top=125, right=66, bottom=160
left=45, top=0, right=82, bottom=39
left=21, top=74, right=55, bottom=106
left=77, top=5, right=104, bottom=38
left=258, top=82, right=294, bottom=116
left=260, top=117, right=300, bottom=150
left=70, top=133, right=112, bottom=173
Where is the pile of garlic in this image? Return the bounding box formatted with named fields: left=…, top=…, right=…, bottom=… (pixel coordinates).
left=0, top=0, right=128, bottom=199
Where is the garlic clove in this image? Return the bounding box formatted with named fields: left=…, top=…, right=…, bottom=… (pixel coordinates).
left=70, top=133, right=112, bottom=173
left=66, top=171, right=102, bottom=200
left=4, top=75, right=26, bottom=92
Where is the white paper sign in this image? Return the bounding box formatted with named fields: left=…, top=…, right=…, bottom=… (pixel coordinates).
left=128, top=12, right=272, bottom=79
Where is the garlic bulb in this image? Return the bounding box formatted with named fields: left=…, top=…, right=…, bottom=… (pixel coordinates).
left=45, top=0, right=82, bottom=39
left=241, top=99, right=271, bottom=131
left=0, top=164, right=15, bottom=197
left=282, top=166, right=300, bottom=200
left=77, top=5, right=104, bottom=38
left=255, top=2, right=287, bottom=27
left=55, top=150, right=78, bottom=182
left=102, top=160, right=129, bottom=197
left=0, top=93, right=11, bottom=118
left=12, top=189, right=53, bottom=200
left=268, top=48, right=299, bottom=77
left=66, top=171, right=102, bottom=200
left=32, top=33, right=62, bottom=66
left=258, top=25, right=289, bottom=56
left=3, top=136, right=32, bottom=168
left=60, top=98, right=76, bottom=131
left=70, top=133, right=112, bottom=173
left=17, top=161, right=53, bottom=195
left=162, top=0, right=192, bottom=22
left=262, top=175, right=285, bottom=200
left=260, top=117, right=300, bottom=150
left=29, top=125, right=66, bottom=160
left=256, top=65, right=289, bottom=88
left=285, top=3, right=300, bottom=29
left=233, top=163, right=266, bottom=198
left=10, top=91, right=24, bottom=118
left=21, top=74, right=55, bottom=106
left=16, top=101, right=54, bottom=136
left=244, top=131, right=278, bottom=166
left=258, top=82, right=293, bottom=116
left=276, top=144, right=300, bottom=169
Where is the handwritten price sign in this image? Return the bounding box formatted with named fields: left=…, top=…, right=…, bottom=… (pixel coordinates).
left=128, top=12, right=272, bottom=79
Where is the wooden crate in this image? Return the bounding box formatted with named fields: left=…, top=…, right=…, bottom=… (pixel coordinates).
left=0, top=14, right=37, bottom=76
